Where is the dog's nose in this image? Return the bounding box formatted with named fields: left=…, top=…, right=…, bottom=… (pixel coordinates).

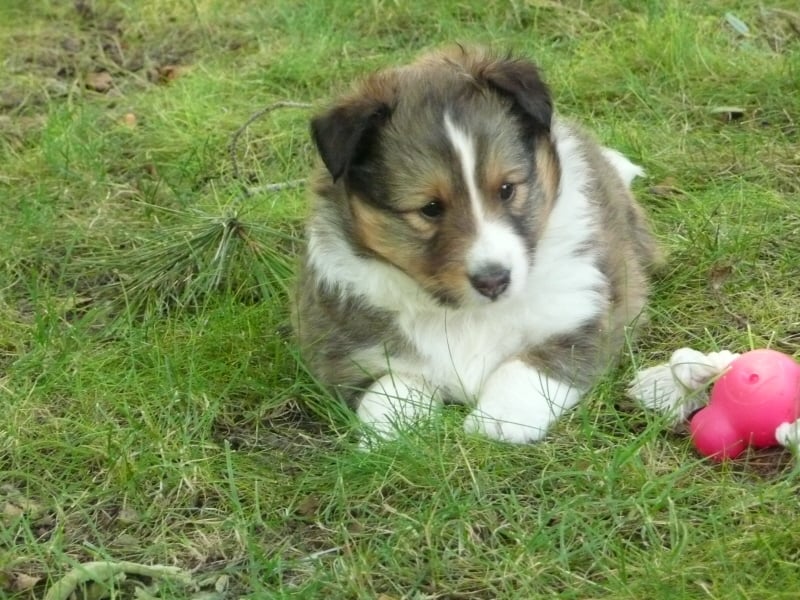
left=469, top=265, right=511, bottom=300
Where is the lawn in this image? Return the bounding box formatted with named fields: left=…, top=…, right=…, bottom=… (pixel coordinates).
left=1, top=0, right=799, bottom=598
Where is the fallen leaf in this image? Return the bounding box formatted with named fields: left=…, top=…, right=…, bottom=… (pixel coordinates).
left=710, top=106, right=746, bottom=122
left=213, top=574, right=229, bottom=594
left=111, top=533, right=140, bottom=548
left=85, top=71, right=113, bottom=92
left=709, top=263, right=733, bottom=292
left=724, top=12, right=750, bottom=36
left=156, top=64, right=189, bottom=83
left=2, top=501, right=24, bottom=521
left=0, top=486, right=43, bottom=520
left=294, top=494, right=321, bottom=518
left=187, top=593, right=223, bottom=600
left=121, top=112, right=137, bottom=128
left=648, top=176, right=682, bottom=198
left=61, top=37, right=82, bottom=52
left=10, top=572, right=41, bottom=592
left=43, top=561, right=192, bottom=600
left=117, top=506, right=141, bottom=524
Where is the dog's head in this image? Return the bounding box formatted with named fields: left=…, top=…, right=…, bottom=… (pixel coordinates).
left=311, top=47, right=561, bottom=307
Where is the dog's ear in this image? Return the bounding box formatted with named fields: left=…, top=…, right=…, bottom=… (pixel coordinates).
left=480, top=57, right=552, bottom=134
left=310, top=97, right=392, bottom=182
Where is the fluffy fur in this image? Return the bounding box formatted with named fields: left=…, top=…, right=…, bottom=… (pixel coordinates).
left=294, top=47, right=659, bottom=443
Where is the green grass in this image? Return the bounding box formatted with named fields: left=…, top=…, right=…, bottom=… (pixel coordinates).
left=2, top=0, right=800, bottom=598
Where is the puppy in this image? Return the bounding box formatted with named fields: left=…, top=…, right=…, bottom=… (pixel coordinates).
left=294, top=47, right=659, bottom=443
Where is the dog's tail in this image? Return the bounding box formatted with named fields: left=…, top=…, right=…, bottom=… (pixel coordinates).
left=601, top=147, right=645, bottom=188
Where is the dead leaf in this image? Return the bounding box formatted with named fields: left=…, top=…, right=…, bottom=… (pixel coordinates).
left=121, top=112, right=137, bottom=129
left=2, top=501, right=24, bottom=521
left=213, top=574, right=229, bottom=594
left=85, top=71, right=113, bottom=93
left=156, top=64, right=188, bottom=83
left=724, top=12, right=750, bottom=36
left=0, top=486, right=43, bottom=520
left=111, top=533, right=140, bottom=548
left=60, top=37, right=82, bottom=52
left=43, top=561, right=192, bottom=600
left=710, top=106, right=746, bottom=122
left=116, top=506, right=141, bottom=524
left=709, top=263, right=733, bottom=292
left=294, top=494, right=321, bottom=518
left=10, top=572, right=42, bottom=592
left=648, top=176, right=682, bottom=198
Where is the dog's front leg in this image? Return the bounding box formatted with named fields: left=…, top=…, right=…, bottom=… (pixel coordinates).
left=464, top=359, right=582, bottom=444
left=356, top=373, right=441, bottom=441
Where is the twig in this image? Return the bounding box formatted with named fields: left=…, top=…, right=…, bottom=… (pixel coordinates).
left=298, top=546, right=342, bottom=561
left=228, top=100, right=312, bottom=197
left=44, top=561, right=193, bottom=600
left=246, top=178, right=307, bottom=195
left=709, top=277, right=749, bottom=329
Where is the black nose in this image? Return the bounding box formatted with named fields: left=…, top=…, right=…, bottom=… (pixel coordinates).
left=469, top=265, right=511, bottom=300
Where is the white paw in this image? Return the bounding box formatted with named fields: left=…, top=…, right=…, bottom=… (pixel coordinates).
left=463, top=404, right=549, bottom=443
left=463, top=360, right=581, bottom=444
left=356, top=373, right=439, bottom=442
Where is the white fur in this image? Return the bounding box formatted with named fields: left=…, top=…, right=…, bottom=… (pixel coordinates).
left=443, top=114, right=482, bottom=221
left=463, top=359, right=581, bottom=442
left=601, top=147, right=645, bottom=187
left=356, top=373, right=441, bottom=440
left=307, top=120, right=610, bottom=441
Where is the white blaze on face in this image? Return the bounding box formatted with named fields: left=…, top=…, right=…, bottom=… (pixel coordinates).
left=443, top=114, right=482, bottom=218
left=443, top=113, right=528, bottom=301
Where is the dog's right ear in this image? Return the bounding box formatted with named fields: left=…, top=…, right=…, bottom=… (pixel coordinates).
left=310, top=97, right=392, bottom=182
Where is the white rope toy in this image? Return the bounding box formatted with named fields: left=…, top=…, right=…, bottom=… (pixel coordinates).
left=628, top=347, right=800, bottom=454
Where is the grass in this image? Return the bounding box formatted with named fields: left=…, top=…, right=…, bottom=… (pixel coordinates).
left=1, top=0, right=799, bottom=598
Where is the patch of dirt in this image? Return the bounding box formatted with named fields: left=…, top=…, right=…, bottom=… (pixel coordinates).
left=0, top=1, right=249, bottom=117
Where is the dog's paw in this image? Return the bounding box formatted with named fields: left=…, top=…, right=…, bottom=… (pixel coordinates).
left=463, top=360, right=580, bottom=444
left=463, top=405, right=548, bottom=444
left=356, top=374, right=439, bottom=442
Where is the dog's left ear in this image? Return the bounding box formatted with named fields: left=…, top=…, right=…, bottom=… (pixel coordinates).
left=480, top=57, right=552, bottom=134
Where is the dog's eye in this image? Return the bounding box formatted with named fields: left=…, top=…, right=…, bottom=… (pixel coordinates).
left=498, top=182, right=516, bottom=202
left=419, top=200, right=445, bottom=219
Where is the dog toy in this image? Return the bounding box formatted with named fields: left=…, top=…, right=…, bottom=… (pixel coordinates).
left=628, top=348, right=800, bottom=461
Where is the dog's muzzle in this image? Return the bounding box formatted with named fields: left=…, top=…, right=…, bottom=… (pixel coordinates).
left=469, top=264, right=511, bottom=300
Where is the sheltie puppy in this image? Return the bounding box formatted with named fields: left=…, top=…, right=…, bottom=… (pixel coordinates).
left=293, top=47, right=659, bottom=443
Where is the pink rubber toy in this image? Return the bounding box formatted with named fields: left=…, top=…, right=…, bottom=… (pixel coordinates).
left=690, top=349, right=800, bottom=461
